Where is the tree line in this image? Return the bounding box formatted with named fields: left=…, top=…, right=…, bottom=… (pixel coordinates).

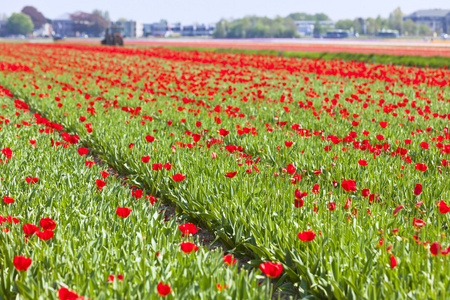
left=214, top=8, right=434, bottom=38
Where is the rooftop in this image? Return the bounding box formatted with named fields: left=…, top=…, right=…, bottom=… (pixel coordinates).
left=405, top=9, right=450, bottom=18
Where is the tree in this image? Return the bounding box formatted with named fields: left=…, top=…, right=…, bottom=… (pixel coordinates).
left=335, top=19, right=353, bottom=30
left=287, top=12, right=330, bottom=21
left=403, top=19, right=416, bottom=36
left=213, top=20, right=227, bottom=38
left=6, top=13, right=33, bottom=35
left=92, top=9, right=110, bottom=22
left=313, top=21, right=323, bottom=36
left=388, top=7, right=403, bottom=35
left=21, top=6, right=47, bottom=29
left=71, top=11, right=109, bottom=36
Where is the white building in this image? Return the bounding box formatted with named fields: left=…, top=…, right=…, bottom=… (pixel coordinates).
left=295, top=21, right=335, bottom=36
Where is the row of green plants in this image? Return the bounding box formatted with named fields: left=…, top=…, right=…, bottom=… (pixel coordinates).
left=0, top=97, right=268, bottom=299
left=152, top=46, right=450, bottom=69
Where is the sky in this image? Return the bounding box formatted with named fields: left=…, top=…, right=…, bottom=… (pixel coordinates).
left=1, top=0, right=449, bottom=24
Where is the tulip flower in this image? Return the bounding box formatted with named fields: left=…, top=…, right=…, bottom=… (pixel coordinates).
left=259, top=262, right=283, bottom=278
left=157, top=282, right=171, bottom=296
left=116, top=207, right=132, bottom=218
left=13, top=256, right=32, bottom=271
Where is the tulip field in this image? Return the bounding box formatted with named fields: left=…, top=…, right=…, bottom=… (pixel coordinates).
left=0, top=42, right=450, bottom=299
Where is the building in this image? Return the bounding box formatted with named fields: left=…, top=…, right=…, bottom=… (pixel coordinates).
left=52, top=14, right=75, bottom=37
left=376, top=29, right=399, bottom=38
left=181, top=24, right=215, bottom=36
left=143, top=23, right=169, bottom=37
left=33, top=23, right=52, bottom=37
left=114, top=20, right=143, bottom=37
left=295, top=21, right=335, bottom=37
left=404, top=9, right=450, bottom=34
left=325, top=30, right=350, bottom=38
left=0, top=20, right=7, bottom=37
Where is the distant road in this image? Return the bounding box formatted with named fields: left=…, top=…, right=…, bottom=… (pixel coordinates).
left=26, top=37, right=450, bottom=57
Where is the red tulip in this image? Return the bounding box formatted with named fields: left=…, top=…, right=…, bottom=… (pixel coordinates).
left=412, top=218, right=426, bottom=229
left=298, top=231, right=316, bottom=242
left=393, top=205, right=404, bottom=216
left=85, top=161, right=94, bottom=168
left=430, top=242, right=441, bottom=256
left=132, top=189, right=143, bottom=199
left=342, top=179, right=357, bottom=192
left=285, top=164, right=296, bottom=175
left=96, top=179, right=106, bottom=191
left=26, top=177, right=39, bottom=184
left=312, top=184, right=319, bottom=194
left=327, top=202, right=336, bottom=211
left=152, top=163, right=163, bottom=171
left=3, top=195, right=14, bottom=204
left=294, top=189, right=307, bottom=199
left=358, top=159, right=368, bottom=166
left=23, top=223, right=39, bottom=237
left=294, top=199, right=304, bottom=208
left=78, top=148, right=89, bottom=156
left=390, top=255, right=397, bottom=269
left=443, top=159, right=449, bottom=167
left=1, top=147, right=13, bottom=158
left=439, top=200, right=450, bottom=214
left=285, top=141, right=293, bottom=147
left=180, top=241, right=199, bottom=253
left=157, top=282, right=171, bottom=297
left=219, top=128, right=229, bottom=136
left=414, top=184, right=422, bottom=196
left=145, top=135, right=155, bottom=142
left=259, top=262, right=283, bottom=278
left=172, top=173, right=185, bottom=182
left=223, top=254, right=237, bottom=266
left=178, top=223, right=199, bottom=237
left=142, top=155, right=150, bottom=163
left=36, top=229, right=54, bottom=241
left=101, top=171, right=109, bottom=179
left=362, top=189, right=370, bottom=197
left=224, top=171, right=237, bottom=178
left=414, top=163, right=427, bottom=172
left=420, top=142, right=429, bottom=149
left=40, top=218, right=56, bottom=230
left=344, top=198, right=351, bottom=209
left=58, top=287, right=85, bottom=300
left=116, top=207, right=132, bottom=218
left=13, top=256, right=32, bottom=271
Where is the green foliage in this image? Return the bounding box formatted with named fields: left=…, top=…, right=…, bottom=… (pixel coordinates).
left=214, top=16, right=299, bottom=38
left=0, top=98, right=268, bottom=299
left=6, top=13, right=33, bottom=35
left=287, top=12, right=331, bottom=21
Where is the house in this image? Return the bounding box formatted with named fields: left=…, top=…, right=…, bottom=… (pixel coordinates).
left=52, top=14, right=75, bottom=37
left=181, top=24, right=215, bottom=36
left=403, top=9, right=450, bottom=33
left=114, top=20, right=143, bottom=38
left=295, top=21, right=335, bottom=37
left=143, top=23, right=169, bottom=37
left=0, top=20, right=7, bottom=37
